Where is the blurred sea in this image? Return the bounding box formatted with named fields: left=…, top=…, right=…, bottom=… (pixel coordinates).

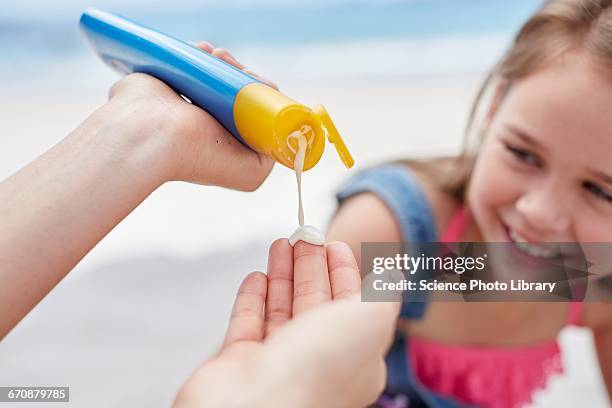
left=0, top=0, right=541, bottom=81
left=0, top=0, right=545, bottom=265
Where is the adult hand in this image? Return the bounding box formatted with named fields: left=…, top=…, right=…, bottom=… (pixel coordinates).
left=106, top=42, right=276, bottom=191
left=0, top=42, right=276, bottom=337
left=173, top=239, right=400, bottom=408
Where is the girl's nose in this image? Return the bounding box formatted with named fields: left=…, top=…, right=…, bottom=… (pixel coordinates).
left=515, top=185, right=572, bottom=236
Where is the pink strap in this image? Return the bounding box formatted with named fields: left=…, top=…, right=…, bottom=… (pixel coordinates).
left=440, top=205, right=469, bottom=243
left=566, top=302, right=583, bottom=326
left=440, top=207, right=584, bottom=326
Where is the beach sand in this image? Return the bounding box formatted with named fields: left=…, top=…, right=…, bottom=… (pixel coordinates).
left=0, top=62, right=609, bottom=406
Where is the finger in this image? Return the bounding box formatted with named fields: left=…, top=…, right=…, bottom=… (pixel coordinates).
left=203, top=46, right=279, bottom=90
left=212, top=47, right=245, bottom=69
left=222, top=271, right=267, bottom=348
left=292, top=241, right=331, bottom=316
left=243, top=68, right=279, bottom=90
left=326, top=241, right=361, bottom=301
left=194, top=41, right=215, bottom=53
left=265, top=239, right=294, bottom=335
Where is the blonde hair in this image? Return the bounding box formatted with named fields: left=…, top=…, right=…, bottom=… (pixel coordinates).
left=405, top=0, right=612, bottom=202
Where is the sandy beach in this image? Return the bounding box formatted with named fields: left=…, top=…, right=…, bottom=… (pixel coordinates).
left=0, top=45, right=610, bottom=406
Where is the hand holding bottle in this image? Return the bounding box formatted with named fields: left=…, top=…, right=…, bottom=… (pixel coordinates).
left=106, top=42, right=276, bottom=191
left=0, top=42, right=278, bottom=337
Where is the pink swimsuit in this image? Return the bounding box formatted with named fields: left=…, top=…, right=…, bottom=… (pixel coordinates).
left=335, top=164, right=584, bottom=407
left=409, top=205, right=583, bottom=408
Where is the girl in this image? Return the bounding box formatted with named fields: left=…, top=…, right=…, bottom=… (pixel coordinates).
left=328, top=0, right=612, bottom=406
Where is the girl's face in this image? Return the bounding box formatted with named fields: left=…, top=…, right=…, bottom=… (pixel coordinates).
left=467, top=58, right=612, bottom=245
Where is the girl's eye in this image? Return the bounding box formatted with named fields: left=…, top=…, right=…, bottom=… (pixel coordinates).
left=584, top=181, right=612, bottom=203
left=504, top=144, right=541, bottom=167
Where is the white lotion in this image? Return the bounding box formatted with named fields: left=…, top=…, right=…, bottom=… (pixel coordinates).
left=289, top=225, right=325, bottom=246
left=286, top=126, right=325, bottom=247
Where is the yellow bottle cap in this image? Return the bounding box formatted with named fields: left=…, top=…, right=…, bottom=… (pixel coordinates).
left=312, top=104, right=355, bottom=169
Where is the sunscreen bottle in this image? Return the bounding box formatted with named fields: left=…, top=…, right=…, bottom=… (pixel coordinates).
left=79, top=8, right=354, bottom=171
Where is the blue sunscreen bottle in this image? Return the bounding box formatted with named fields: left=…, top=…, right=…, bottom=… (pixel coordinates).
left=79, top=8, right=354, bottom=171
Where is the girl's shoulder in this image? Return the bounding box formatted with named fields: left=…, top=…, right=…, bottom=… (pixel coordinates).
left=401, top=160, right=462, bottom=240
left=329, top=160, right=462, bottom=261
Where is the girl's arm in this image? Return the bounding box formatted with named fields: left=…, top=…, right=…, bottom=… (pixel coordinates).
left=0, top=52, right=274, bottom=338
left=327, top=193, right=401, bottom=268
left=327, top=167, right=454, bottom=269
